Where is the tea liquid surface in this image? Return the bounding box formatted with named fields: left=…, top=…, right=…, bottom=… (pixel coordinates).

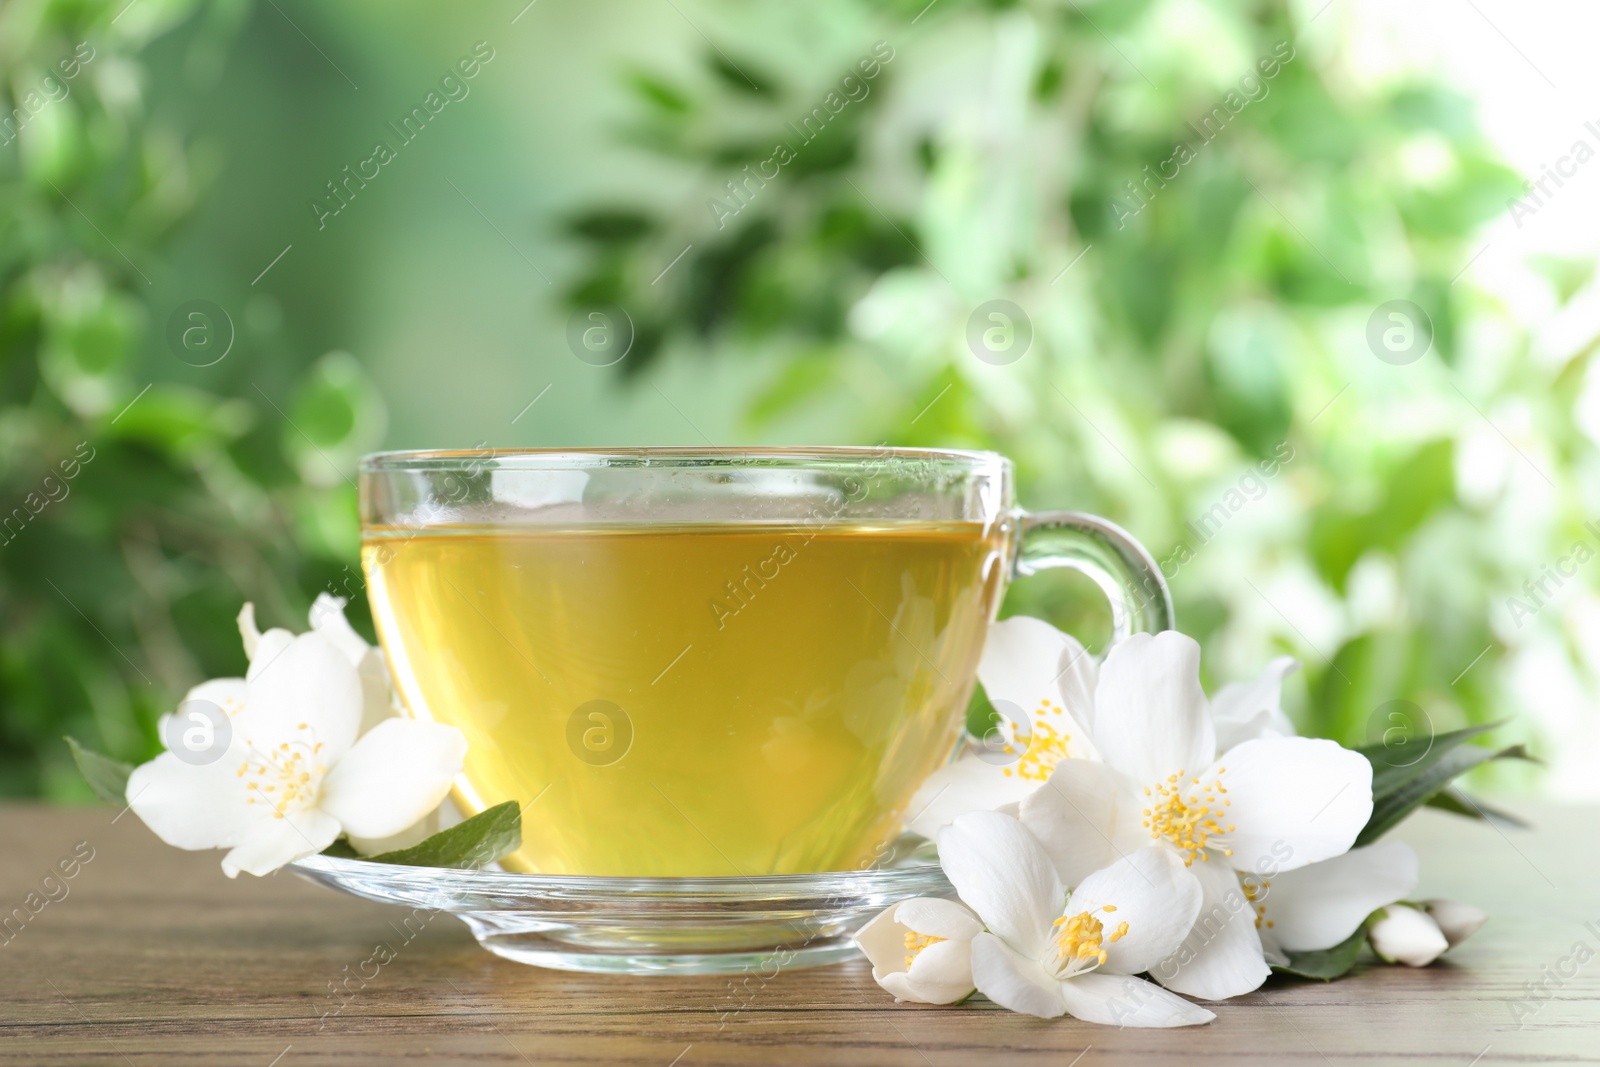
left=363, top=521, right=1008, bottom=876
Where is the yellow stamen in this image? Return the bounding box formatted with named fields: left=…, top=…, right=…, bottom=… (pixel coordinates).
left=1141, top=767, right=1231, bottom=865
left=1000, top=714, right=1074, bottom=782
left=903, top=931, right=946, bottom=970
left=234, top=730, right=328, bottom=819
left=1242, top=878, right=1273, bottom=929
left=1051, top=905, right=1128, bottom=976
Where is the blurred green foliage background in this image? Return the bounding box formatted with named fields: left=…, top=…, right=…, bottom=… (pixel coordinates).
left=3, top=0, right=1584, bottom=800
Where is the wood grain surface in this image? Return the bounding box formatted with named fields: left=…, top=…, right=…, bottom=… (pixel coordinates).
left=0, top=801, right=1594, bottom=1065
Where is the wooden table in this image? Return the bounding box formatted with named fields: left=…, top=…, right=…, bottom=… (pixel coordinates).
left=1, top=802, right=1594, bottom=1065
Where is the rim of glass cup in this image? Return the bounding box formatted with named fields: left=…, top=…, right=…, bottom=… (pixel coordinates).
left=360, top=445, right=1011, bottom=474
left=360, top=446, right=1018, bottom=531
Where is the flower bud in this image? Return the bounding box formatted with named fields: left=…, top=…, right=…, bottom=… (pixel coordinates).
left=1369, top=904, right=1448, bottom=967
left=853, top=897, right=979, bottom=1005
left=1420, top=898, right=1487, bottom=948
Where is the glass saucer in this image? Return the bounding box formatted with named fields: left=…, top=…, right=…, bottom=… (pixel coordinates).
left=290, top=838, right=949, bottom=975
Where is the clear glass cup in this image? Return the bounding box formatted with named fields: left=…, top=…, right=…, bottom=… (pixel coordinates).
left=358, top=446, right=1171, bottom=880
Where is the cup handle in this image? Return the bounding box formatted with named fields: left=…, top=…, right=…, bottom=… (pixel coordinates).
left=1014, top=510, right=1174, bottom=642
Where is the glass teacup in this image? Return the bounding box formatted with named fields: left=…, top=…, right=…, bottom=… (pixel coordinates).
left=360, top=447, right=1170, bottom=877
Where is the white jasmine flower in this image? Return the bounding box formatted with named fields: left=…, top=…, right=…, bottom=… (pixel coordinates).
left=1244, top=840, right=1419, bottom=965
left=853, top=897, right=982, bottom=1004
left=241, top=594, right=394, bottom=733
left=1210, top=656, right=1299, bottom=751
left=906, top=617, right=1099, bottom=837
left=937, top=811, right=1214, bottom=1027
left=1016, top=631, right=1373, bottom=1001
left=240, top=595, right=451, bottom=855
left=909, top=622, right=1302, bottom=839
left=1421, top=898, right=1488, bottom=948
left=128, top=615, right=465, bottom=877
left=1368, top=904, right=1450, bottom=967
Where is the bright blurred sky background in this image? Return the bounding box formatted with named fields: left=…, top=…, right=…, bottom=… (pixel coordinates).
left=1364, top=0, right=1600, bottom=282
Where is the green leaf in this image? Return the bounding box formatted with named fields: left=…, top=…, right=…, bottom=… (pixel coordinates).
left=65, top=736, right=133, bottom=804
left=1355, top=722, right=1535, bottom=846
left=705, top=51, right=778, bottom=98
left=627, top=71, right=692, bottom=114
left=1358, top=720, right=1496, bottom=796
left=282, top=351, right=385, bottom=486
left=1424, top=785, right=1529, bottom=829
left=1274, top=924, right=1368, bottom=981
left=1204, top=304, right=1293, bottom=457
left=1389, top=85, right=1476, bottom=138
left=288, top=351, right=362, bottom=448
left=336, top=801, right=522, bottom=869
left=966, top=682, right=1000, bottom=742
left=1311, top=440, right=1456, bottom=592
left=110, top=385, right=252, bottom=456
left=565, top=208, right=657, bottom=245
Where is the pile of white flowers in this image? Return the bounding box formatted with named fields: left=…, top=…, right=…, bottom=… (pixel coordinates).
left=855, top=619, right=1486, bottom=1026
left=125, top=596, right=465, bottom=877
left=108, top=598, right=1484, bottom=1022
